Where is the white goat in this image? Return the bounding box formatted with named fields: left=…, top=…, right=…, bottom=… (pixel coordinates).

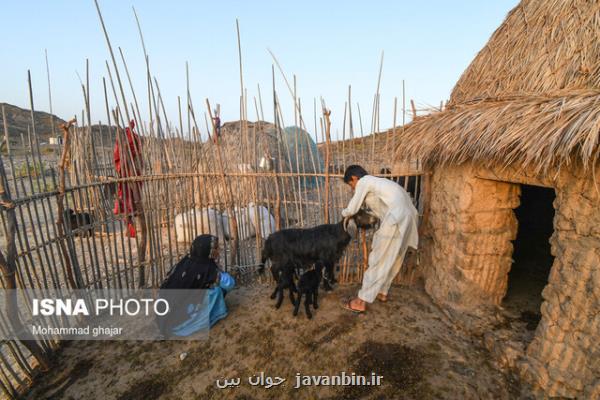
left=174, top=208, right=229, bottom=243
left=228, top=203, right=276, bottom=240
left=175, top=203, right=275, bottom=243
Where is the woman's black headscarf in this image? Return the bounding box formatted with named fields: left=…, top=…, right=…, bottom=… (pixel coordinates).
left=159, top=234, right=219, bottom=290
left=156, top=235, right=220, bottom=336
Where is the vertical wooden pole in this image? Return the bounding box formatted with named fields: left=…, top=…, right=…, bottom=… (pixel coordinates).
left=206, top=100, right=239, bottom=266
left=1, top=107, right=9, bottom=155
left=323, top=109, right=332, bottom=224
left=56, top=120, right=79, bottom=289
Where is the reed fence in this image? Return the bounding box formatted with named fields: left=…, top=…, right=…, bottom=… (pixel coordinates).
left=0, top=113, right=425, bottom=398
left=0, top=3, right=430, bottom=397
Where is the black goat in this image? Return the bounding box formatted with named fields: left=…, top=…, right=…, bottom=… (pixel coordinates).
left=294, top=268, right=319, bottom=319
left=64, top=208, right=94, bottom=237
left=260, top=209, right=378, bottom=311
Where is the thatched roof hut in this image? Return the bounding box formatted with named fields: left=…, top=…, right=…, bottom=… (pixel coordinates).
left=395, top=0, right=600, bottom=174
left=385, top=1, right=600, bottom=397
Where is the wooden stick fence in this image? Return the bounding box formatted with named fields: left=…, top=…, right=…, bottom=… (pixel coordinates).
left=0, top=4, right=431, bottom=397
left=0, top=105, right=427, bottom=394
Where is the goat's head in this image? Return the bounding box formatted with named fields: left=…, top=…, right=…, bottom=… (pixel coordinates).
left=354, top=208, right=379, bottom=229
left=343, top=208, right=379, bottom=236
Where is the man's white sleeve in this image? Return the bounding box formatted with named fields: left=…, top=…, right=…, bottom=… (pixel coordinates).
left=341, top=178, right=370, bottom=217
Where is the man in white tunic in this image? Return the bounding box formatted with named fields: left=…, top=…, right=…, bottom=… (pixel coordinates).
left=341, top=165, right=419, bottom=312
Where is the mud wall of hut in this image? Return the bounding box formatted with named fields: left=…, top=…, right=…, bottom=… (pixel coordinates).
left=420, top=164, right=519, bottom=306
left=419, top=163, right=600, bottom=398
left=521, top=166, right=600, bottom=399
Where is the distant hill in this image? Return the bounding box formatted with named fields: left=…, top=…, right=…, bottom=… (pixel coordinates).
left=0, top=102, right=65, bottom=146
left=0, top=102, right=113, bottom=148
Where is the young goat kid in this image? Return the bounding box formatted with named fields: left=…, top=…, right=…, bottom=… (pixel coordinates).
left=260, top=209, right=379, bottom=311
left=294, top=268, right=320, bottom=319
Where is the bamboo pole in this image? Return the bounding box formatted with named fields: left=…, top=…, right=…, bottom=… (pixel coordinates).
left=271, top=66, right=284, bottom=229
left=56, top=120, right=79, bottom=289
left=357, top=102, right=364, bottom=136
left=104, top=60, right=137, bottom=288
left=44, top=49, right=56, bottom=141
left=292, top=76, right=304, bottom=226
left=361, top=229, right=368, bottom=274
left=1, top=107, right=9, bottom=155
left=391, top=97, right=398, bottom=162
left=96, top=0, right=149, bottom=286
left=102, top=77, right=127, bottom=288
left=257, top=84, right=265, bottom=121
left=206, top=99, right=239, bottom=266
left=323, top=108, right=332, bottom=224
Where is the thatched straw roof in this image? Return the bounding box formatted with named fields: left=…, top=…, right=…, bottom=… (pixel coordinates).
left=393, top=0, right=600, bottom=173
left=451, top=0, right=600, bottom=105
left=394, top=90, right=600, bottom=172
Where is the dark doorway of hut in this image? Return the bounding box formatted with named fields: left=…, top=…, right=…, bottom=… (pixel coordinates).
left=503, top=184, right=555, bottom=335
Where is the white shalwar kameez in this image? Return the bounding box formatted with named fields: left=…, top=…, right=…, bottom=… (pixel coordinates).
left=341, top=175, right=419, bottom=303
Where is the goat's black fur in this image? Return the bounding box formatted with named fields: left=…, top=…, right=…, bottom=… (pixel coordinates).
left=294, top=268, right=319, bottom=319
left=260, top=209, right=378, bottom=312
left=268, top=261, right=298, bottom=308
left=64, top=208, right=94, bottom=237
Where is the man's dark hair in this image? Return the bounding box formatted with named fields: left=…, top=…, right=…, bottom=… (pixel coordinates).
left=343, top=165, right=368, bottom=183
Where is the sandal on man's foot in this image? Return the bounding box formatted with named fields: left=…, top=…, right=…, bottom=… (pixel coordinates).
left=342, top=298, right=365, bottom=313
left=377, top=293, right=388, bottom=303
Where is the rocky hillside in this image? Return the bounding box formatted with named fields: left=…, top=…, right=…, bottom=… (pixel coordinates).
left=0, top=102, right=113, bottom=148
left=0, top=102, right=65, bottom=146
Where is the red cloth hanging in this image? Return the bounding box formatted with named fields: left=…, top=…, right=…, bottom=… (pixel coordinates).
left=113, top=120, right=143, bottom=237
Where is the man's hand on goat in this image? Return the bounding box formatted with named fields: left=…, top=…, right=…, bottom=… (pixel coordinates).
left=343, top=216, right=351, bottom=232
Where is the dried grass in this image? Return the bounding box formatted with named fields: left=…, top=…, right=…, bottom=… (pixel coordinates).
left=394, top=90, right=600, bottom=173
left=451, top=0, right=600, bottom=105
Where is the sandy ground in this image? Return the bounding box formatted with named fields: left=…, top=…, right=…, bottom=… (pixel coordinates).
left=25, top=282, right=530, bottom=400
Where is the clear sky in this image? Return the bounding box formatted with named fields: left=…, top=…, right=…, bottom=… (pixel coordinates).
left=1, top=1, right=519, bottom=140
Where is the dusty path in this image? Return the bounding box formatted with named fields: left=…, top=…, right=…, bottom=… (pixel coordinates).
left=27, top=284, right=528, bottom=399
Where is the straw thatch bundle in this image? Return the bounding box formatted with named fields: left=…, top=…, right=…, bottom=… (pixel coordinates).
left=197, top=120, right=281, bottom=173
left=393, top=0, right=600, bottom=174
left=451, top=0, right=600, bottom=105
left=394, top=90, right=600, bottom=173
left=195, top=120, right=295, bottom=208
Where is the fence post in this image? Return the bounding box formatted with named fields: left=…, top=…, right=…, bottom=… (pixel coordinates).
left=323, top=109, right=332, bottom=224
left=0, top=143, right=50, bottom=372
left=56, top=120, right=80, bottom=289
